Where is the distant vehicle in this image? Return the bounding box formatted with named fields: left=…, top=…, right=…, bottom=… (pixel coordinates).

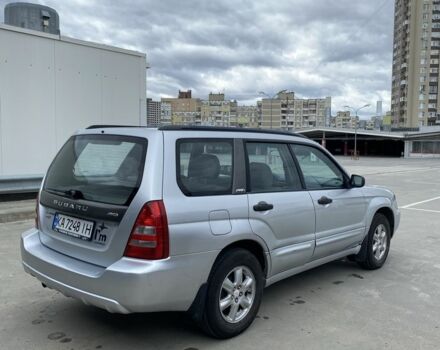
left=21, top=126, right=400, bottom=338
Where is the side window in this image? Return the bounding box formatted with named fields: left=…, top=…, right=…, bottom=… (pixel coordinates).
left=177, top=139, right=233, bottom=196
left=291, top=144, right=345, bottom=190
left=246, top=142, right=302, bottom=193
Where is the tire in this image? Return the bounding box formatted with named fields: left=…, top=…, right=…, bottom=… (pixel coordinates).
left=356, top=213, right=391, bottom=270
left=200, top=248, right=264, bottom=339
left=346, top=254, right=357, bottom=262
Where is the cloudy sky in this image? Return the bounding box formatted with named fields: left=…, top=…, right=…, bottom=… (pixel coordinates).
left=0, top=0, right=395, bottom=117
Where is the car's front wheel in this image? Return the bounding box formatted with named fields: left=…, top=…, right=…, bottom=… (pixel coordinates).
left=201, top=248, right=264, bottom=338
left=356, top=213, right=391, bottom=270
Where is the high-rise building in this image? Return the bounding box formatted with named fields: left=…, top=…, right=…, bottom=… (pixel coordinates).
left=391, top=0, right=440, bottom=128
left=146, top=98, right=161, bottom=127
left=376, top=100, right=383, bottom=117
left=260, top=92, right=331, bottom=130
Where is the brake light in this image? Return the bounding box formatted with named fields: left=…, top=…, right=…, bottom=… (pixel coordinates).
left=124, top=201, right=169, bottom=260
left=35, top=193, right=40, bottom=229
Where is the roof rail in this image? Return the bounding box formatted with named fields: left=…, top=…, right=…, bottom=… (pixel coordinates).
left=158, top=125, right=307, bottom=138
left=86, top=125, right=142, bottom=129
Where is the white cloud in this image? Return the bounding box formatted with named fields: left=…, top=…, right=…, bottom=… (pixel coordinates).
left=0, top=0, right=394, bottom=117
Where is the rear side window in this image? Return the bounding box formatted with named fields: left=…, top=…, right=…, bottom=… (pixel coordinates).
left=246, top=142, right=302, bottom=192
left=177, top=139, right=233, bottom=196
left=44, top=134, right=147, bottom=205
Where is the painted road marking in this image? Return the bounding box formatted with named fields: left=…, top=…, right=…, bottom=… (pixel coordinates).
left=401, top=196, right=440, bottom=209
left=362, top=167, right=440, bottom=176
left=405, top=180, right=440, bottom=186
left=401, top=207, right=440, bottom=214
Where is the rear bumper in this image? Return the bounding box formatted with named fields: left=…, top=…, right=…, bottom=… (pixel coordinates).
left=21, top=228, right=218, bottom=313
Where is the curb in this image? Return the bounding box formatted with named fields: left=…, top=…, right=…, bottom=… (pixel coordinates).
left=0, top=210, right=35, bottom=223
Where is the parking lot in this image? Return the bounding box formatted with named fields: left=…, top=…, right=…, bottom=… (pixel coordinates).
left=1, top=157, right=439, bottom=350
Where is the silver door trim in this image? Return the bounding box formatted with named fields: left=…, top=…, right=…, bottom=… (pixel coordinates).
left=316, top=227, right=365, bottom=247
left=272, top=241, right=314, bottom=257
left=266, top=245, right=361, bottom=287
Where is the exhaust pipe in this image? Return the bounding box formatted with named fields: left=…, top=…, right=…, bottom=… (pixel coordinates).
left=41, top=282, right=47, bottom=288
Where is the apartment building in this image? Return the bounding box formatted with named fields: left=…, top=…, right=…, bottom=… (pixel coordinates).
left=260, top=93, right=285, bottom=129
left=260, top=92, right=331, bottom=130
left=146, top=98, right=161, bottom=127
left=257, top=101, right=262, bottom=128
left=201, top=93, right=237, bottom=127
left=160, top=90, right=202, bottom=125
left=234, top=105, right=259, bottom=128
left=334, top=111, right=359, bottom=129
left=160, top=102, right=172, bottom=126
left=157, top=89, right=330, bottom=129
left=391, top=0, right=440, bottom=128
left=293, top=97, right=331, bottom=129
left=383, top=111, right=393, bottom=131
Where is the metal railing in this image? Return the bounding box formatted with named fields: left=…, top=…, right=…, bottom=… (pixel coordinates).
left=0, top=175, right=43, bottom=194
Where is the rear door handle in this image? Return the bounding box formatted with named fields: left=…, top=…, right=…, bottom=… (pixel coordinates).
left=318, top=196, right=333, bottom=205
left=253, top=201, right=274, bottom=212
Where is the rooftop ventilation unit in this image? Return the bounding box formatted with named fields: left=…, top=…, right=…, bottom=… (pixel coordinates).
left=4, top=2, right=60, bottom=35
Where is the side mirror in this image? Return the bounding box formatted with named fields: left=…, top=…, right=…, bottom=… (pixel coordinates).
left=350, top=174, right=365, bottom=188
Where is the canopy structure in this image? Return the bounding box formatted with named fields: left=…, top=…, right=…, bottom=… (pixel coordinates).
left=297, top=128, right=405, bottom=157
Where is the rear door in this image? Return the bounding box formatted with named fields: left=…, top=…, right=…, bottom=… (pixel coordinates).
left=162, top=133, right=249, bottom=257
left=245, top=141, right=316, bottom=276
left=38, top=132, right=155, bottom=267
left=291, top=144, right=367, bottom=260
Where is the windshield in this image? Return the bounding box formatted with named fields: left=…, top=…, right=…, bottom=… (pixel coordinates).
left=44, top=134, right=147, bottom=206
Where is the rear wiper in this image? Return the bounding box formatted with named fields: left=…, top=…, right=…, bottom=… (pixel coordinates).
left=45, top=188, right=84, bottom=200
left=45, top=187, right=68, bottom=196
left=64, top=189, right=84, bottom=200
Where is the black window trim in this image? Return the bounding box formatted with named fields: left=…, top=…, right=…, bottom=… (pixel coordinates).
left=175, top=137, right=236, bottom=197
left=233, top=139, right=247, bottom=194
left=243, top=139, right=305, bottom=194
left=289, top=141, right=351, bottom=191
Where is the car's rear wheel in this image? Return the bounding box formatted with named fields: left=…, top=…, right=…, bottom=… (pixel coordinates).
left=356, top=213, right=391, bottom=270
left=200, top=248, right=264, bottom=338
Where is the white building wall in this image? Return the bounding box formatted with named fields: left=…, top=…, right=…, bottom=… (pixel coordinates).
left=0, top=24, right=146, bottom=179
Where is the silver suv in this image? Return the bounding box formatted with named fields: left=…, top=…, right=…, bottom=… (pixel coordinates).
left=21, top=126, right=400, bottom=338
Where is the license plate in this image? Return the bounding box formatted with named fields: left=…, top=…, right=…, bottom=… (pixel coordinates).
left=52, top=213, right=94, bottom=240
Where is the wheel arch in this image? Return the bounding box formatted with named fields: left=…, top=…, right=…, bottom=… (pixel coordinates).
left=213, top=239, right=269, bottom=278
left=375, top=206, right=395, bottom=237
left=187, top=238, right=269, bottom=323
left=365, top=195, right=396, bottom=239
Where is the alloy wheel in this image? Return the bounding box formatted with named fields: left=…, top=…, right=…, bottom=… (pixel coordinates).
left=372, top=223, right=387, bottom=260
left=218, top=266, right=256, bottom=324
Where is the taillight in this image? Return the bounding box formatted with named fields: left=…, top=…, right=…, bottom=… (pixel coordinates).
left=35, top=193, right=40, bottom=229
left=124, top=200, right=169, bottom=260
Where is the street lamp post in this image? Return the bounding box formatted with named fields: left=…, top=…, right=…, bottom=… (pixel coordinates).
left=343, top=104, right=370, bottom=159
left=259, top=90, right=287, bottom=129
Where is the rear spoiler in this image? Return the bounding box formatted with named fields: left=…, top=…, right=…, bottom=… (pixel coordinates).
left=86, top=125, right=143, bottom=129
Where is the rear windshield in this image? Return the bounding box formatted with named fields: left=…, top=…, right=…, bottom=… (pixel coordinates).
left=44, top=134, right=147, bottom=206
